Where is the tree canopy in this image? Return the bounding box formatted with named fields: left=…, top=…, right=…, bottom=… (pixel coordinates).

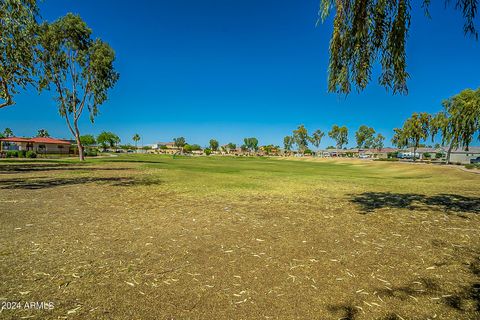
left=36, top=128, right=49, bottom=137
left=328, top=125, right=349, bottom=149
left=309, top=129, right=325, bottom=149
left=319, top=0, right=479, bottom=95
left=97, top=131, right=120, bottom=149
left=209, top=139, right=219, bottom=151
left=293, top=125, right=309, bottom=153
left=0, top=0, right=39, bottom=109
left=38, top=13, right=119, bottom=160
left=80, top=134, right=96, bottom=146
left=355, top=125, right=376, bottom=148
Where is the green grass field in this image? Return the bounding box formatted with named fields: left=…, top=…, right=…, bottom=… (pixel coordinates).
left=1, top=155, right=479, bottom=319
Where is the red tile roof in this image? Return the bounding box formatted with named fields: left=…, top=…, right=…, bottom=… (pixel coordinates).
left=0, top=137, right=71, bottom=145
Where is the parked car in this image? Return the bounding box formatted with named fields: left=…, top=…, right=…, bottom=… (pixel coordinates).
left=470, top=157, right=480, bottom=164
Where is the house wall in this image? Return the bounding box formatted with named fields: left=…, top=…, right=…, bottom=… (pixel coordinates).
left=449, top=153, right=480, bottom=164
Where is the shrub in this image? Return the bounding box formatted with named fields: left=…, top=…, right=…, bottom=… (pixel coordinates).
left=204, top=148, right=212, bottom=156
left=375, top=158, right=399, bottom=162
left=6, top=151, right=18, bottom=158
left=423, top=152, right=431, bottom=159
left=26, top=151, right=37, bottom=158
left=388, top=151, right=399, bottom=158
left=17, top=150, right=27, bottom=158
left=435, top=152, right=444, bottom=159
left=85, top=150, right=97, bottom=157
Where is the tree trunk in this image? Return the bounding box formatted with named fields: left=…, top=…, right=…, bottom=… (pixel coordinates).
left=446, top=143, right=453, bottom=164
left=413, top=146, right=417, bottom=162
left=73, top=121, right=85, bottom=161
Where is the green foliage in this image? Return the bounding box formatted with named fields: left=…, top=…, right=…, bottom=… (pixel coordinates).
left=80, top=134, right=96, bottom=146
left=204, top=148, right=212, bottom=156
left=36, top=128, right=49, bottom=137
left=423, top=152, right=432, bottom=159
left=293, top=125, right=309, bottom=153
left=97, top=131, right=120, bottom=149
left=394, top=113, right=431, bottom=158
left=304, top=149, right=313, bottom=155
left=355, top=125, right=375, bottom=148
left=243, top=137, right=259, bottom=152
left=3, top=128, right=14, bottom=137
left=173, top=137, right=186, bottom=149
left=319, top=0, right=478, bottom=95
left=6, top=150, right=18, bottom=158
left=283, top=136, right=293, bottom=151
left=209, top=139, right=219, bottom=151
left=0, top=0, right=39, bottom=109
left=38, top=13, right=119, bottom=160
left=387, top=151, right=399, bottom=158
left=309, top=129, right=325, bottom=149
left=373, top=133, right=385, bottom=150
left=328, top=125, right=348, bottom=149
left=132, top=133, right=141, bottom=146
left=26, top=150, right=37, bottom=158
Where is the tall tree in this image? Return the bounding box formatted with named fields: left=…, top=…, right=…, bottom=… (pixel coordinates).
left=431, top=88, right=480, bottom=163
left=3, top=128, right=14, bottom=137
left=309, top=129, right=325, bottom=152
left=401, top=112, right=431, bottom=161
left=173, top=137, right=186, bottom=153
left=209, top=139, right=219, bottom=151
left=328, top=125, right=349, bottom=149
left=243, top=137, right=259, bottom=154
left=0, top=0, right=39, bottom=109
left=132, top=133, right=141, bottom=150
left=373, top=133, right=385, bottom=151
left=391, top=128, right=408, bottom=149
left=225, top=142, right=236, bottom=153
left=318, top=0, right=478, bottom=95
left=38, top=13, right=119, bottom=161
left=36, top=128, right=49, bottom=137
left=293, top=125, right=309, bottom=154
left=355, top=125, right=376, bottom=148
left=283, top=135, right=294, bottom=155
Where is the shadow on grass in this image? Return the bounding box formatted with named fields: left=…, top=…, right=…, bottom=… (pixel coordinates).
left=350, top=192, right=480, bottom=214
left=0, top=176, right=162, bottom=189
left=0, top=163, right=132, bottom=174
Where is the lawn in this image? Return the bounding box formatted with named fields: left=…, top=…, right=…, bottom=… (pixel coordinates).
left=0, top=155, right=479, bottom=319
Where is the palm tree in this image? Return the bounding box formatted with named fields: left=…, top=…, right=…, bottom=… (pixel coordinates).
left=3, top=128, right=13, bottom=138
left=132, top=133, right=141, bottom=152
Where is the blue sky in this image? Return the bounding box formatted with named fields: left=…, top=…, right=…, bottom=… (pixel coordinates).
left=1, top=0, right=479, bottom=147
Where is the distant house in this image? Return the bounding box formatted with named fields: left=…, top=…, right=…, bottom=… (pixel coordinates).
left=150, top=142, right=181, bottom=154
left=0, top=137, right=71, bottom=154
left=446, top=147, right=480, bottom=164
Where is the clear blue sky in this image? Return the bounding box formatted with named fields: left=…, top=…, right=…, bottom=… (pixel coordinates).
left=1, top=0, right=479, bottom=147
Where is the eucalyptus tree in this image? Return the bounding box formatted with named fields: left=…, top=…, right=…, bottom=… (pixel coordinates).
left=373, top=133, right=385, bottom=151
left=401, top=112, right=431, bottom=161
left=38, top=13, right=119, bottom=160
left=243, top=137, right=259, bottom=154
left=36, top=128, right=49, bottom=137
left=283, top=135, right=293, bottom=155
left=309, top=129, right=325, bottom=153
left=209, top=139, right=219, bottom=152
left=431, top=88, right=480, bottom=163
left=318, top=0, right=478, bottom=95
left=391, top=128, right=408, bottom=149
left=293, top=125, right=309, bottom=154
left=132, top=133, right=141, bottom=150
left=355, top=125, right=375, bottom=148
left=328, top=125, right=348, bottom=149
left=0, top=0, right=39, bottom=109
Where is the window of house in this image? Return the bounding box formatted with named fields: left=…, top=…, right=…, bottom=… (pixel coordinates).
left=58, top=145, right=64, bottom=149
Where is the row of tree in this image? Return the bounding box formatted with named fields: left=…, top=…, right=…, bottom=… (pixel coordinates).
left=1, top=127, right=50, bottom=138
left=1, top=1, right=119, bottom=160
left=282, top=124, right=385, bottom=155
left=392, top=88, right=480, bottom=163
